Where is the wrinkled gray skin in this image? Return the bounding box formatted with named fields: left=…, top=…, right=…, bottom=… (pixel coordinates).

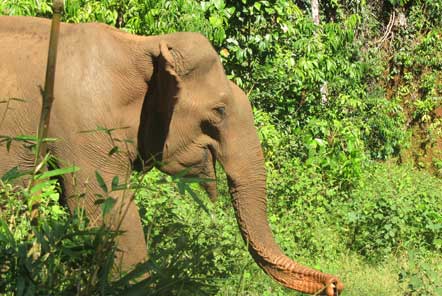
left=0, top=16, right=343, bottom=295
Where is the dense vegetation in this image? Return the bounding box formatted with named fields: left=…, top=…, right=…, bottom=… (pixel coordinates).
left=1, top=0, right=442, bottom=295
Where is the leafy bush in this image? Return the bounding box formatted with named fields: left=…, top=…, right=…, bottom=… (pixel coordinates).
left=0, top=175, right=121, bottom=295
left=398, top=250, right=442, bottom=295
left=134, top=169, right=247, bottom=295
left=344, top=163, right=442, bottom=261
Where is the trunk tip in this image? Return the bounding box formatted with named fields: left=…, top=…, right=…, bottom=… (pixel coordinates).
left=323, top=275, right=344, bottom=296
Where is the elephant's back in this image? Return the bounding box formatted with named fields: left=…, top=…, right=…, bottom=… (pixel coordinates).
left=0, top=16, right=144, bottom=155
left=0, top=17, right=48, bottom=134
left=0, top=16, right=92, bottom=133
left=0, top=16, right=53, bottom=39
left=0, top=16, right=53, bottom=95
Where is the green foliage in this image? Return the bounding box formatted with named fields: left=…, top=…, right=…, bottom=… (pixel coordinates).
left=391, top=27, right=442, bottom=108
left=1, top=0, right=231, bottom=46
left=0, top=168, right=120, bottom=295
left=0, top=131, right=147, bottom=295
left=133, top=169, right=250, bottom=295
left=0, top=0, right=52, bottom=17
left=388, top=0, right=411, bottom=7
left=364, top=95, right=408, bottom=159
left=344, top=163, right=442, bottom=261
left=2, top=0, right=442, bottom=295
left=398, top=251, right=442, bottom=295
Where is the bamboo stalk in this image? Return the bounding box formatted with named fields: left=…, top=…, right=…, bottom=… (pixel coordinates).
left=35, top=0, right=64, bottom=163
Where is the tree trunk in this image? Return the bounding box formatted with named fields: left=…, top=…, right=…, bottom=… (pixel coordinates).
left=312, top=0, right=320, bottom=25
left=311, top=0, right=328, bottom=104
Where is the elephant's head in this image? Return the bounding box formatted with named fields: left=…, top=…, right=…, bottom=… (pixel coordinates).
left=138, top=32, right=344, bottom=296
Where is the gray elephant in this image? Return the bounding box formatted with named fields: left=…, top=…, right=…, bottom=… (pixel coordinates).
left=0, top=16, right=343, bottom=295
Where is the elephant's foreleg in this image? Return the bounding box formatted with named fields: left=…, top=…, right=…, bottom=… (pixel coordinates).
left=65, top=173, right=148, bottom=275
left=55, top=139, right=148, bottom=276
left=111, top=195, right=148, bottom=273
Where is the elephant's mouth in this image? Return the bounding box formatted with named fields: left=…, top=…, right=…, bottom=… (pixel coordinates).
left=188, top=146, right=218, bottom=201
left=153, top=145, right=218, bottom=201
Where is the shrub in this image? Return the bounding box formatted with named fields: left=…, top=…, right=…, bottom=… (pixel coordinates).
left=343, top=162, right=442, bottom=261
left=134, top=169, right=250, bottom=295
left=0, top=179, right=120, bottom=295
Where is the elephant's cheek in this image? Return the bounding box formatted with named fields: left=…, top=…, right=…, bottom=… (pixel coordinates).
left=157, top=160, right=183, bottom=176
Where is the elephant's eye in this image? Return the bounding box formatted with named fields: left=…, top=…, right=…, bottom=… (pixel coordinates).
left=214, top=106, right=226, bottom=117
left=207, top=105, right=226, bottom=127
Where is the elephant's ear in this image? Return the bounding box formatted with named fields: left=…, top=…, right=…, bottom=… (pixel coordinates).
left=159, top=41, right=186, bottom=77
left=150, top=41, right=183, bottom=113
left=137, top=41, right=183, bottom=165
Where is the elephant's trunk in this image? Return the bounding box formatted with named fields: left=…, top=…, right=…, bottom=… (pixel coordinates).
left=227, top=163, right=342, bottom=294
left=220, top=93, right=343, bottom=295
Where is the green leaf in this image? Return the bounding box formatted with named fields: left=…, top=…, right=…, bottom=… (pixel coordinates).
left=177, top=182, right=185, bottom=195
left=101, top=197, right=116, bottom=217
left=1, top=166, right=30, bottom=182
left=0, top=220, right=15, bottom=244
left=183, top=184, right=211, bottom=217
left=13, top=135, right=37, bottom=142
left=108, top=146, right=120, bottom=156
left=173, top=167, right=192, bottom=179
left=36, top=166, right=80, bottom=180
left=209, top=15, right=223, bottom=27
left=111, top=176, right=119, bottom=191
left=17, top=276, right=25, bottom=296
left=6, top=138, right=11, bottom=152
left=95, top=171, right=108, bottom=193
left=112, top=260, right=152, bottom=287
left=30, top=179, right=57, bottom=194
left=212, top=0, right=225, bottom=10
left=94, top=197, right=105, bottom=205
left=409, top=275, right=423, bottom=289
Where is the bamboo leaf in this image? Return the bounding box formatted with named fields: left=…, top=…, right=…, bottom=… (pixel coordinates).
left=1, top=166, right=31, bottom=182
left=101, top=197, right=116, bottom=217
left=95, top=171, right=108, bottom=193
left=35, top=166, right=79, bottom=180
left=111, top=176, right=119, bottom=191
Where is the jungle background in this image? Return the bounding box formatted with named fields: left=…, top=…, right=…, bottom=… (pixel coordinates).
left=1, top=0, right=442, bottom=295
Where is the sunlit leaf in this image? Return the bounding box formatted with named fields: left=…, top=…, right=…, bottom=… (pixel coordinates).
left=36, top=166, right=80, bottom=180
left=95, top=170, right=108, bottom=193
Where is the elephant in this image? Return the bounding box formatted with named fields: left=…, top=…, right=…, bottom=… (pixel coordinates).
left=0, top=16, right=343, bottom=295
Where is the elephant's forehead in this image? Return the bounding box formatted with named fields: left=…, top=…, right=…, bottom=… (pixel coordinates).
left=184, top=72, right=230, bottom=94
left=190, top=87, right=231, bottom=105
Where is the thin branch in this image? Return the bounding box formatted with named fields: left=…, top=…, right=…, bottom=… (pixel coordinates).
left=377, top=11, right=395, bottom=46
left=35, top=0, right=64, bottom=165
